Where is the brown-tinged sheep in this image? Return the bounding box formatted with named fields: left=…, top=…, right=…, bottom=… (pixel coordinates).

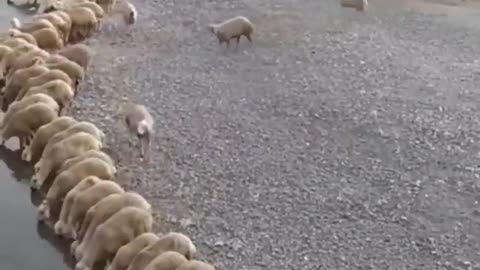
left=32, top=12, right=70, bottom=43
left=1, top=58, right=49, bottom=111
left=73, top=192, right=152, bottom=259
left=48, top=10, right=73, bottom=43
left=15, top=69, right=72, bottom=102
left=41, top=121, right=106, bottom=162
left=4, top=48, right=50, bottom=81
left=126, top=232, right=197, bottom=270
left=7, top=29, right=38, bottom=46
left=10, top=18, right=56, bottom=37
left=143, top=251, right=188, bottom=270
left=75, top=207, right=153, bottom=270
left=36, top=156, right=114, bottom=221
left=106, top=233, right=161, bottom=270
left=55, top=175, right=102, bottom=238
left=57, top=149, right=115, bottom=176
left=123, top=103, right=154, bottom=160
left=31, top=26, right=64, bottom=51
left=31, top=132, right=103, bottom=191
left=56, top=180, right=124, bottom=237
left=22, top=116, right=77, bottom=162
left=66, top=7, right=98, bottom=43
left=1, top=36, right=30, bottom=49
left=340, top=0, right=368, bottom=11
left=72, top=1, right=105, bottom=30
left=57, top=44, right=94, bottom=72
left=208, top=15, right=254, bottom=48
left=44, top=54, right=85, bottom=91
left=0, top=102, right=58, bottom=149
left=23, top=79, right=75, bottom=114
left=1, top=93, right=59, bottom=131
left=175, top=260, right=216, bottom=270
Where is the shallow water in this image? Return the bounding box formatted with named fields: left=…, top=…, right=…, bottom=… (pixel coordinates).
left=0, top=4, right=74, bottom=270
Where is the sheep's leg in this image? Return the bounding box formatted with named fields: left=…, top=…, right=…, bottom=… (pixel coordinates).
left=226, top=40, right=230, bottom=49
left=235, top=36, right=241, bottom=48
left=246, top=33, right=252, bottom=43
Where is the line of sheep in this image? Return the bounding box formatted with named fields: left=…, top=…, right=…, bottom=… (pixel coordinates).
left=0, top=2, right=215, bottom=270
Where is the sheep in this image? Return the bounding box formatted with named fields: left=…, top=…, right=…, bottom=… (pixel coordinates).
left=123, top=103, right=154, bottom=160
left=30, top=26, right=64, bottom=51
left=143, top=251, right=188, bottom=270
left=44, top=54, right=85, bottom=92
left=75, top=207, right=153, bottom=270
left=208, top=16, right=254, bottom=49
left=1, top=93, right=59, bottom=131
left=1, top=36, right=31, bottom=49
left=72, top=192, right=151, bottom=259
left=1, top=58, right=49, bottom=111
left=6, top=29, right=38, bottom=46
left=0, top=102, right=58, bottom=149
left=23, top=79, right=74, bottom=115
left=0, top=43, right=38, bottom=80
left=15, top=69, right=73, bottom=102
left=126, top=232, right=197, bottom=270
left=340, top=0, right=368, bottom=11
left=10, top=18, right=56, bottom=37
left=72, top=1, right=105, bottom=30
left=4, top=48, right=50, bottom=81
left=31, top=132, right=103, bottom=191
left=36, top=156, right=115, bottom=221
left=57, top=150, right=116, bottom=176
left=41, top=121, right=106, bottom=162
left=32, top=12, right=71, bottom=43
left=22, top=116, right=77, bottom=162
left=57, top=44, right=95, bottom=72
left=54, top=175, right=102, bottom=236
left=175, top=261, right=216, bottom=270
left=55, top=180, right=124, bottom=238
left=112, top=0, right=137, bottom=25
left=106, top=233, right=161, bottom=270
left=66, top=7, right=98, bottom=43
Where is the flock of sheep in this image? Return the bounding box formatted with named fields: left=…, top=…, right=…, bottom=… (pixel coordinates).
left=0, top=1, right=216, bottom=270
left=0, top=0, right=368, bottom=269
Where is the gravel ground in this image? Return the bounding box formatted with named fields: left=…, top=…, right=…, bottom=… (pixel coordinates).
left=69, top=0, right=480, bottom=269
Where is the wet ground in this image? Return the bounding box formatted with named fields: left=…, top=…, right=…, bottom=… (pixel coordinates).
left=0, top=4, right=74, bottom=270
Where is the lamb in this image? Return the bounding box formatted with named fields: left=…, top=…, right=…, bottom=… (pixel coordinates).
left=0, top=102, right=58, bottom=149
left=57, top=44, right=95, bottom=72
left=36, top=156, right=115, bottom=220
left=75, top=207, right=153, bottom=270
left=54, top=175, right=102, bottom=236
left=55, top=180, right=124, bottom=238
left=1, top=93, right=59, bottom=131
left=110, top=0, right=137, bottom=25
left=57, top=150, right=115, bottom=176
left=72, top=192, right=151, bottom=259
left=208, top=16, right=254, bottom=48
left=126, top=232, right=197, bottom=270
left=106, top=233, right=161, bottom=270
left=123, top=103, right=154, bottom=160
left=31, top=132, right=103, bottom=191
left=15, top=69, right=73, bottom=102
left=340, top=0, right=368, bottom=11
left=1, top=58, right=49, bottom=111
left=143, top=251, right=188, bottom=270
left=22, top=79, right=75, bottom=114
left=175, top=260, right=216, bottom=270
left=22, top=116, right=77, bottom=162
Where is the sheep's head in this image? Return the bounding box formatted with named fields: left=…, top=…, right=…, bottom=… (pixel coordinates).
left=207, top=24, right=217, bottom=34
left=7, top=28, right=21, bottom=37
left=120, top=1, right=137, bottom=25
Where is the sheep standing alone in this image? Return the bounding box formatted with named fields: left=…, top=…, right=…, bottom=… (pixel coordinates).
left=208, top=15, right=254, bottom=48
left=123, top=103, right=154, bottom=160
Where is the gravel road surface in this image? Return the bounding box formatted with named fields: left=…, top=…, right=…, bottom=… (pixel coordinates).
left=69, top=0, right=480, bottom=269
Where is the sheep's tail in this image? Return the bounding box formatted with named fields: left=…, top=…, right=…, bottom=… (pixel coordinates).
left=10, top=17, right=21, bottom=29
